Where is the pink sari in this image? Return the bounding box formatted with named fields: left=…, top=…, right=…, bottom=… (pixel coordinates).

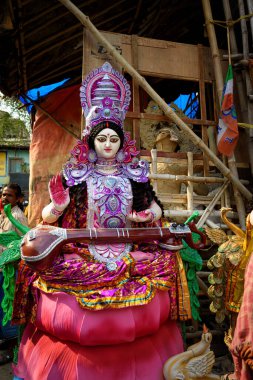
left=230, top=252, right=253, bottom=379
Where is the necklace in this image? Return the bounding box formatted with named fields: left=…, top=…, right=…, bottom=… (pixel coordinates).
left=95, top=166, right=119, bottom=173
left=95, top=159, right=119, bottom=173
left=96, top=158, right=117, bottom=166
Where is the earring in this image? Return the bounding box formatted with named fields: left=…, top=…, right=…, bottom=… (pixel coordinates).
left=87, top=149, right=97, bottom=163
left=116, top=149, right=125, bottom=163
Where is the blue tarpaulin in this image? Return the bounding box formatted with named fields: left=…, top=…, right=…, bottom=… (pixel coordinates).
left=20, top=79, right=69, bottom=112
left=171, top=93, right=199, bottom=118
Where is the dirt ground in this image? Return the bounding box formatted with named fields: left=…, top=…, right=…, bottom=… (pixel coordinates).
left=1, top=362, right=13, bottom=379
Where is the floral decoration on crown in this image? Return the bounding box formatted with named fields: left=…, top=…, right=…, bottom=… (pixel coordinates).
left=80, top=62, right=131, bottom=136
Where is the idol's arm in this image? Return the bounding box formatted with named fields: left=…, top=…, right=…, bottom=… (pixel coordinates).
left=250, top=209, right=253, bottom=225
left=42, top=202, right=65, bottom=223
left=42, top=173, right=70, bottom=223
left=148, top=200, right=162, bottom=222
left=127, top=201, right=162, bottom=223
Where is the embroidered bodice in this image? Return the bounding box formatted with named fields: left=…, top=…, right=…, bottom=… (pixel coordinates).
left=87, top=171, right=133, bottom=228
left=63, top=152, right=150, bottom=270
left=86, top=170, right=133, bottom=270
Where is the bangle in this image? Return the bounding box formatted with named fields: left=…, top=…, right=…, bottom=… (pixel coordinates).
left=51, top=207, right=63, bottom=217
left=150, top=210, right=156, bottom=222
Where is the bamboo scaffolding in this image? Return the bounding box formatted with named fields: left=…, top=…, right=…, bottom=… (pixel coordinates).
left=202, top=0, right=247, bottom=228
left=238, top=0, right=253, bottom=178
left=151, top=149, right=158, bottom=193
left=207, top=126, right=217, bottom=155
left=247, top=0, right=253, bottom=39
left=149, top=173, right=248, bottom=184
left=223, top=0, right=253, bottom=178
left=205, top=220, right=239, bottom=229
left=58, top=0, right=253, bottom=202
left=131, top=34, right=141, bottom=150
left=197, top=276, right=208, bottom=295
left=187, top=152, right=194, bottom=211
left=164, top=209, right=237, bottom=219
left=205, top=219, right=220, bottom=228
left=198, top=44, right=210, bottom=174
left=223, top=0, right=248, bottom=120
left=196, top=180, right=230, bottom=228
left=160, top=194, right=221, bottom=206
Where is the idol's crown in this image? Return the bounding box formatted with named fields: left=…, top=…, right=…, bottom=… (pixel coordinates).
left=80, top=62, right=131, bottom=135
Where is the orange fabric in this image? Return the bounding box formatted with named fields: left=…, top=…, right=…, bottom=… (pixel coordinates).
left=29, top=85, right=81, bottom=227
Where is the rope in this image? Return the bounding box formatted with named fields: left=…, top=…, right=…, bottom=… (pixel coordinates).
left=206, top=12, right=253, bottom=29
left=238, top=122, right=253, bottom=129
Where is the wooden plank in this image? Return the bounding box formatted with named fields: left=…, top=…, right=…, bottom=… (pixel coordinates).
left=126, top=111, right=217, bottom=126
left=87, top=30, right=217, bottom=81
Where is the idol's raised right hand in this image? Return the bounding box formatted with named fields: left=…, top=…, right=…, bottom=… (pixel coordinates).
left=49, top=173, right=70, bottom=211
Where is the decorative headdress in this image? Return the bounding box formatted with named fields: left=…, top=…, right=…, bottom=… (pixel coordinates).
left=80, top=62, right=131, bottom=136
left=63, top=62, right=149, bottom=186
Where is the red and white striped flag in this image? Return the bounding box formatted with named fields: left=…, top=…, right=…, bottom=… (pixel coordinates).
left=217, top=64, right=239, bottom=157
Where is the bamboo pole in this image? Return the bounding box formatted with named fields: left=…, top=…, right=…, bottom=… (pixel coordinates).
left=187, top=152, right=194, bottom=211
left=149, top=173, right=249, bottom=184
left=238, top=0, right=253, bottom=178
left=196, top=180, right=230, bottom=228
left=205, top=219, right=220, bottom=228
left=151, top=149, right=158, bottom=193
left=222, top=0, right=248, bottom=121
left=164, top=209, right=237, bottom=219
left=246, top=0, right=253, bottom=39
left=131, top=34, right=141, bottom=150
left=198, top=44, right=210, bottom=174
left=202, top=0, right=247, bottom=228
left=207, top=126, right=217, bottom=155
left=197, top=275, right=208, bottom=295
left=58, top=0, right=252, bottom=201
left=223, top=0, right=253, bottom=179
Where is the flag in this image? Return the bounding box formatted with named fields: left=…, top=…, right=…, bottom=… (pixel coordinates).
left=217, top=64, right=239, bottom=157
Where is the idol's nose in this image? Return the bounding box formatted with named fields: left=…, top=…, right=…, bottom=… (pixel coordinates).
left=105, top=138, right=111, bottom=147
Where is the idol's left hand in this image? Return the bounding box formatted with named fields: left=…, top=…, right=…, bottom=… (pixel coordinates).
left=127, top=209, right=153, bottom=223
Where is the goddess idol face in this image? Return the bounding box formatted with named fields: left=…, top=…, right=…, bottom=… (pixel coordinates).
left=94, top=128, right=121, bottom=159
